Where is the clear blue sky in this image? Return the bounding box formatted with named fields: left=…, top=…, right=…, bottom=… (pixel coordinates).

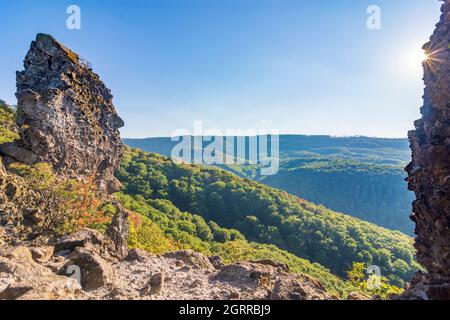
left=0, top=0, right=442, bottom=138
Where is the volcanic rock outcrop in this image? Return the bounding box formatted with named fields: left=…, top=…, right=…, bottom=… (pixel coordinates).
left=405, top=0, right=450, bottom=300
left=14, top=34, right=124, bottom=193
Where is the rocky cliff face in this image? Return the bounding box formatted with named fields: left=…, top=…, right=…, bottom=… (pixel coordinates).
left=15, top=34, right=124, bottom=193
left=405, top=0, right=450, bottom=300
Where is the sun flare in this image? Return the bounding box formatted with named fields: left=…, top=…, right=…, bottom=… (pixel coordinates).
left=421, top=50, right=430, bottom=62
left=399, top=48, right=430, bottom=72
left=413, top=49, right=429, bottom=65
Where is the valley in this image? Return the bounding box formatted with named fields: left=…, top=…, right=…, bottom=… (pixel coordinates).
left=124, top=135, right=415, bottom=234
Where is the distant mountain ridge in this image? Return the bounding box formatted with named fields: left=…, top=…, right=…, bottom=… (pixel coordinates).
left=124, top=135, right=411, bottom=164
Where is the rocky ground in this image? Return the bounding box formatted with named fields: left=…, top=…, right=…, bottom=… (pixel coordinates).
left=0, top=228, right=332, bottom=300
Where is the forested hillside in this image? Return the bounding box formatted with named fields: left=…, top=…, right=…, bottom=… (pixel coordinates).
left=117, top=147, right=419, bottom=288
left=256, top=159, right=414, bottom=234
left=124, top=135, right=414, bottom=234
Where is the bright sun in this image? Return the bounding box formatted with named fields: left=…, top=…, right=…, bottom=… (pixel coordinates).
left=402, top=48, right=429, bottom=71
left=420, top=50, right=429, bottom=62
left=393, top=47, right=431, bottom=76
left=413, top=49, right=429, bottom=64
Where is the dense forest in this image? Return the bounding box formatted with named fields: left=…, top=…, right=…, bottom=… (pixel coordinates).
left=117, top=147, right=419, bottom=288
left=124, top=135, right=415, bottom=234
left=255, top=159, right=414, bottom=234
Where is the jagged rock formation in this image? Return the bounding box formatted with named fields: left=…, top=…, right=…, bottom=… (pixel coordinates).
left=0, top=228, right=333, bottom=300
left=405, top=0, right=450, bottom=300
left=0, top=34, right=128, bottom=243
left=14, top=34, right=124, bottom=193
left=106, top=207, right=130, bottom=260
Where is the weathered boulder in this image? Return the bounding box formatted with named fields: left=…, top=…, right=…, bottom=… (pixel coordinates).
left=0, top=143, right=37, bottom=165
left=0, top=276, right=82, bottom=300
left=252, top=259, right=290, bottom=272
left=62, top=246, right=114, bottom=290
left=0, top=246, right=82, bottom=300
left=163, top=250, right=215, bottom=270
left=54, top=228, right=107, bottom=254
left=126, top=248, right=154, bottom=263
left=405, top=0, right=450, bottom=299
left=215, top=262, right=273, bottom=288
left=274, top=275, right=332, bottom=300
left=15, top=34, right=124, bottom=193
left=140, top=272, right=165, bottom=296
left=271, top=277, right=309, bottom=300
left=208, top=255, right=225, bottom=270
left=215, top=261, right=332, bottom=300
left=106, top=209, right=130, bottom=260
left=400, top=271, right=450, bottom=300
left=29, top=246, right=54, bottom=263
left=0, top=246, right=34, bottom=263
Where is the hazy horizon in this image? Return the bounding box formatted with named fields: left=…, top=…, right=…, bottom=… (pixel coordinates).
left=122, top=133, right=411, bottom=140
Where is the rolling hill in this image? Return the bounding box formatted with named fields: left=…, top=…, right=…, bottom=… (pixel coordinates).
left=117, top=147, right=419, bottom=288
left=124, top=135, right=415, bottom=234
